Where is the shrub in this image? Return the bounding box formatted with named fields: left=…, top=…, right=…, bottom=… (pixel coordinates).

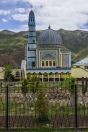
left=28, top=74, right=40, bottom=93
left=4, top=64, right=14, bottom=81
left=61, top=77, right=75, bottom=94
left=36, top=87, right=49, bottom=124
left=21, top=79, right=28, bottom=96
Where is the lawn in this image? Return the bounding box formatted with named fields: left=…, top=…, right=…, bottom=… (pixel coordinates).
left=0, top=128, right=88, bottom=132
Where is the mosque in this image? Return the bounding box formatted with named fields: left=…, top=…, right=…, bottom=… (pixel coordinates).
left=22, top=10, right=71, bottom=81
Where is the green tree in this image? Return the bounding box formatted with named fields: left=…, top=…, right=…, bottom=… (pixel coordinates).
left=36, top=88, right=49, bottom=124
left=28, top=73, right=49, bottom=123
left=62, top=77, right=75, bottom=93
left=21, top=79, right=28, bottom=96
left=28, top=74, right=39, bottom=93
left=61, top=77, right=75, bottom=108
left=4, top=64, right=14, bottom=81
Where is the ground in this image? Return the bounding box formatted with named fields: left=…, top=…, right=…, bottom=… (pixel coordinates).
left=0, top=128, right=88, bottom=132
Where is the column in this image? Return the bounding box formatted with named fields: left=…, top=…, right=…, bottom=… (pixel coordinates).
left=61, top=54, right=63, bottom=67
left=69, top=52, right=71, bottom=67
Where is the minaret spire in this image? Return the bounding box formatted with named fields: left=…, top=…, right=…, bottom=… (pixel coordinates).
left=27, top=10, right=36, bottom=69
left=48, top=24, right=51, bottom=29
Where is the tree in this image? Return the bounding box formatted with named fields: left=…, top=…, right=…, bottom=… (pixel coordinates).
left=61, top=77, right=76, bottom=108
left=36, top=87, right=49, bottom=124
left=4, top=64, right=14, bottom=81
left=28, top=73, right=49, bottom=123
left=21, top=79, right=28, bottom=96
left=28, top=74, right=39, bottom=93
left=62, top=77, right=75, bottom=93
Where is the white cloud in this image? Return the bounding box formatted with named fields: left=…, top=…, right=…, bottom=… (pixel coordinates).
left=1, top=0, right=88, bottom=31
left=0, top=9, right=11, bottom=15
left=12, top=14, right=28, bottom=22
left=21, top=0, right=88, bottom=30
left=22, top=0, right=48, bottom=6
left=14, top=8, right=26, bottom=13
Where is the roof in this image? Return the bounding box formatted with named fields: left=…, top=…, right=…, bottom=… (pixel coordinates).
left=38, top=27, right=62, bottom=45
left=29, top=10, right=34, bottom=17
left=27, top=67, right=71, bottom=73
left=73, top=57, right=88, bottom=66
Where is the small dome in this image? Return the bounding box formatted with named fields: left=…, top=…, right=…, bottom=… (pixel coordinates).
left=29, top=10, right=34, bottom=17
left=38, top=27, right=62, bottom=45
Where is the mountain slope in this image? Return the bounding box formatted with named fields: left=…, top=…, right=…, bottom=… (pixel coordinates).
left=0, top=29, right=88, bottom=67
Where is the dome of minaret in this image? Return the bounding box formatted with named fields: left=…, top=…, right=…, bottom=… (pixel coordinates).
left=29, top=10, right=35, bottom=17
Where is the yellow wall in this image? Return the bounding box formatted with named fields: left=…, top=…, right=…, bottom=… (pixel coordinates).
left=0, top=67, right=4, bottom=79
left=0, top=67, right=21, bottom=80
left=71, top=66, right=88, bottom=78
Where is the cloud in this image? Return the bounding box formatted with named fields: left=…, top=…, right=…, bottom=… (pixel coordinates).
left=11, top=14, right=28, bottom=22
left=22, top=0, right=88, bottom=30
left=0, top=9, right=11, bottom=15
left=1, top=18, right=8, bottom=22
left=1, top=0, right=88, bottom=31
left=14, top=8, right=26, bottom=13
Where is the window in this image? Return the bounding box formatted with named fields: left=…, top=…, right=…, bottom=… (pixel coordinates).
left=32, top=62, right=35, bottom=67
left=49, top=61, right=52, bottom=66
left=85, top=66, right=88, bottom=69
left=46, top=61, right=48, bottom=66
left=15, top=71, right=20, bottom=77
left=76, top=66, right=80, bottom=68
left=41, top=60, right=56, bottom=67
left=53, top=61, right=56, bottom=66
left=42, top=61, right=44, bottom=67
left=33, top=40, right=35, bottom=43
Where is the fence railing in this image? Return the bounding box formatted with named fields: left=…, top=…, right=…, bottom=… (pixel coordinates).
left=0, top=80, right=88, bottom=130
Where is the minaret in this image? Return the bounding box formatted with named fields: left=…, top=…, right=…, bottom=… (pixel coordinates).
left=27, top=10, right=36, bottom=69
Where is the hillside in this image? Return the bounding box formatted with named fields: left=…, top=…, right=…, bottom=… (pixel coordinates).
left=0, top=29, right=88, bottom=67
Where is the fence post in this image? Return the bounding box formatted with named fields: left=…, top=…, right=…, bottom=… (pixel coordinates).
left=6, top=84, right=9, bottom=130
left=74, top=84, right=78, bottom=131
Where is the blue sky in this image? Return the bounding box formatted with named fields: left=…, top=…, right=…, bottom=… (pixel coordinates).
left=0, top=0, right=88, bottom=32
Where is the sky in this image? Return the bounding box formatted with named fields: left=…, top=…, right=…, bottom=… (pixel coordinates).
left=0, top=0, right=88, bottom=32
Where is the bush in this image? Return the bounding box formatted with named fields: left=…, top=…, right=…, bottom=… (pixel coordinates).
left=4, top=64, right=14, bottom=81
left=28, top=74, right=40, bottom=93
left=36, top=88, right=49, bottom=124
left=61, top=77, right=75, bottom=93
left=21, top=79, right=28, bottom=96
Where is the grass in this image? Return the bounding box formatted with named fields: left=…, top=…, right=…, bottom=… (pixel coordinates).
left=0, top=128, right=88, bottom=132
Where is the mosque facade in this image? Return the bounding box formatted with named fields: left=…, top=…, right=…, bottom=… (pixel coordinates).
left=25, top=10, right=71, bottom=81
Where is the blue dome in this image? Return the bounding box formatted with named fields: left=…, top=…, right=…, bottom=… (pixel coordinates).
left=38, top=28, right=62, bottom=45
